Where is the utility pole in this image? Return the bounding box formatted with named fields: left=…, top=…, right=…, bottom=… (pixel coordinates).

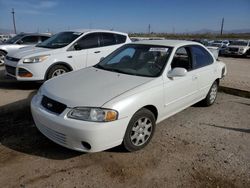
left=11, top=8, right=17, bottom=34
left=220, top=17, right=224, bottom=36
left=148, top=24, right=151, bottom=34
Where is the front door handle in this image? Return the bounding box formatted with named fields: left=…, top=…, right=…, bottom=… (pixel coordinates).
left=94, top=51, right=101, bottom=54
left=67, top=55, right=72, bottom=58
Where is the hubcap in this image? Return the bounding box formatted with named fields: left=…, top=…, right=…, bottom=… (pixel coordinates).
left=209, top=83, right=217, bottom=103
left=51, top=69, right=66, bottom=77
left=130, top=117, right=152, bottom=146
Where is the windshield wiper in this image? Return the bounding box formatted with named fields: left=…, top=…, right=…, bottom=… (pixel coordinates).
left=94, top=64, right=105, bottom=70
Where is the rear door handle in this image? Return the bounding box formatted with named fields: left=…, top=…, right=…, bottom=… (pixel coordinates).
left=67, top=55, right=72, bottom=58
left=94, top=51, right=101, bottom=54
left=192, top=76, right=198, bottom=80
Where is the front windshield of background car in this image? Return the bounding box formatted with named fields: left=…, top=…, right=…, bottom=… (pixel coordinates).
left=5, top=34, right=25, bottom=44
left=36, top=32, right=82, bottom=49
left=95, top=44, right=172, bottom=77
left=230, top=41, right=248, bottom=46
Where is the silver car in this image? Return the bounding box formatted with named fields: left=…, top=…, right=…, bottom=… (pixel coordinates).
left=0, top=33, right=51, bottom=65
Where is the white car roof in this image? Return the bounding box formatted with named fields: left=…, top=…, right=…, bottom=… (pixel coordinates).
left=64, top=29, right=128, bottom=36
left=133, top=39, right=201, bottom=48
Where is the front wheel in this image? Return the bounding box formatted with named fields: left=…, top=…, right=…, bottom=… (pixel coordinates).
left=46, top=65, right=70, bottom=80
left=201, top=81, right=218, bottom=106
left=123, top=108, right=156, bottom=152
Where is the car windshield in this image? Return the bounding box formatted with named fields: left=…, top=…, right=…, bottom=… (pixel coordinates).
left=4, top=34, right=25, bottom=44
left=36, top=32, right=82, bottom=49
left=230, top=41, right=248, bottom=46
left=95, top=44, right=172, bottom=77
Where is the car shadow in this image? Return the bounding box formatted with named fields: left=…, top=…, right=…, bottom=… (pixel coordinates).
left=0, top=68, right=42, bottom=90
left=200, top=123, right=250, bottom=134
left=0, top=92, right=81, bottom=160
left=0, top=80, right=42, bottom=90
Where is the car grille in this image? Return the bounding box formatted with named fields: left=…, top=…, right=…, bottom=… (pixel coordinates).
left=6, top=56, right=20, bottom=62
left=36, top=123, right=67, bottom=146
left=5, top=65, right=16, bottom=75
left=228, top=47, right=239, bottom=52
left=41, top=96, right=67, bottom=115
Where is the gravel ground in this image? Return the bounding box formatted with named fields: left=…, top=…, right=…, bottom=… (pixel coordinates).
left=219, top=57, right=250, bottom=91
left=0, top=93, right=249, bottom=188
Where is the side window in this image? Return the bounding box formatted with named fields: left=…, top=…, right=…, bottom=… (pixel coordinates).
left=41, top=36, right=50, bottom=42
left=171, top=47, right=192, bottom=71
left=115, top=34, right=127, bottom=44
left=101, top=33, right=116, bottom=47
left=76, top=33, right=100, bottom=50
left=191, top=45, right=213, bottom=69
left=20, top=36, right=39, bottom=44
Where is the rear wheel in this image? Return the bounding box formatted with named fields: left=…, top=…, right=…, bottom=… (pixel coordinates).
left=0, top=51, right=7, bottom=66
left=123, top=108, right=156, bottom=152
left=46, top=65, right=70, bottom=80
left=201, top=81, right=218, bottom=106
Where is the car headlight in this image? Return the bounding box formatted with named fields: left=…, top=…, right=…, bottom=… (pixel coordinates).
left=239, top=48, right=245, bottom=52
left=67, top=107, right=118, bottom=122
left=23, top=55, right=49, bottom=63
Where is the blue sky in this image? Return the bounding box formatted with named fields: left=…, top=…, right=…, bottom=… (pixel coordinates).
left=0, top=0, right=249, bottom=33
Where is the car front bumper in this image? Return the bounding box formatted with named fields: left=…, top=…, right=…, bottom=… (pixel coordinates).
left=4, top=58, right=47, bottom=81
left=31, top=94, right=130, bottom=152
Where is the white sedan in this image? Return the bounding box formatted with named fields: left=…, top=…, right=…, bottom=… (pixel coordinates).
left=31, top=40, right=226, bottom=152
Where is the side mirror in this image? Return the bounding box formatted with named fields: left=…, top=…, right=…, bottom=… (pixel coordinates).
left=168, top=68, right=187, bottom=78
left=73, top=43, right=81, bottom=51
left=16, top=40, right=23, bottom=44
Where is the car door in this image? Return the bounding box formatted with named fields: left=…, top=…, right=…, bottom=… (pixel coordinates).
left=190, top=45, right=215, bottom=99
left=70, top=33, right=99, bottom=69
left=163, top=46, right=199, bottom=116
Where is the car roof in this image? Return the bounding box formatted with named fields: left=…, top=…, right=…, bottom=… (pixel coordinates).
left=132, top=39, right=201, bottom=48
left=64, top=29, right=128, bottom=36
left=18, top=33, right=51, bottom=37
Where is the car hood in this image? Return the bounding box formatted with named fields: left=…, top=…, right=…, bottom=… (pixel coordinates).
left=8, top=46, right=54, bottom=58
left=42, top=67, right=153, bottom=107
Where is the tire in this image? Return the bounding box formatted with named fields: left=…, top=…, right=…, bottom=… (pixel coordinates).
left=123, top=108, right=156, bottom=152
left=0, top=51, right=7, bottom=66
left=46, top=65, right=70, bottom=80
left=201, top=81, right=218, bottom=106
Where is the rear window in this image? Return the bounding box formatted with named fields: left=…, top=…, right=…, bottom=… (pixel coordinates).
left=101, top=33, right=116, bottom=46
left=41, top=36, right=50, bottom=42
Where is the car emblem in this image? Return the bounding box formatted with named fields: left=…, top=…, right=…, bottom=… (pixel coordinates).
left=47, top=103, right=53, bottom=108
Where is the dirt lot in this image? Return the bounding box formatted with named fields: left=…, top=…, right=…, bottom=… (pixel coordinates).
left=220, top=57, right=250, bottom=91
left=0, top=57, right=250, bottom=188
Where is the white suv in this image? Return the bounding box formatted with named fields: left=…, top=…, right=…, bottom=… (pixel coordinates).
left=4, top=29, right=131, bottom=80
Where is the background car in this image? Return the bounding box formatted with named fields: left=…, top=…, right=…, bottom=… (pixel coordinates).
left=4, top=29, right=131, bottom=80
left=224, top=40, right=250, bottom=57
left=0, top=33, right=51, bottom=65
left=31, top=40, right=226, bottom=153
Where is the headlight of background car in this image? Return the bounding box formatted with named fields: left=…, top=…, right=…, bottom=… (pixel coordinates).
left=23, top=55, right=49, bottom=63
left=67, top=107, right=118, bottom=122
